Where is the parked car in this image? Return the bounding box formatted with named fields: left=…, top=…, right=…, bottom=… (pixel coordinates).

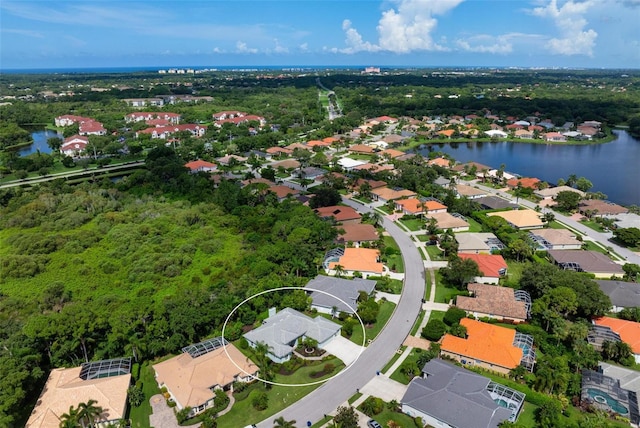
left=367, top=420, right=382, bottom=428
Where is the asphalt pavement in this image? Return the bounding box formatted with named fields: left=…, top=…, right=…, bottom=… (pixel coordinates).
left=255, top=197, right=425, bottom=427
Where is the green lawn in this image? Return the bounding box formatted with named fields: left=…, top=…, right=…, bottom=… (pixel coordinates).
left=434, top=272, right=462, bottom=304
left=580, top=219, right=606, bottom=232
left=216, top=357, right=345, bottom=427
left=429, top=310, right=446, bottom=322
left=390, top=347, right=423, bottom=384
left=517, top=402, right=538, bottom=427
left=425, top=274, right=432, bottom=301
left=128, top=361, right=163, bottom=428
left=398, top=218, right=424, bottom=231
left=502, top=261, right=527, bottom=287
left=581, top=240, right=609, bottom=254
left=410, top=310, right=426, bottom=336
left=350, top=300, right=396, bottom=345
left=363, top=407, right=417, bottom=427
left=383, top=236, right=404, bottom=273
left=416, top=234, right=432, bottom=242
left=425, top=245, right=445, bottom=261
left=382, top=346, right=407, bottom=374
left=465, top=217, right=483, bottom=233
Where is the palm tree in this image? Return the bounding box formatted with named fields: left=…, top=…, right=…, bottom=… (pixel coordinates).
left=58, top=406, right=81, bottom=428
left=77, top=399, right=104, bottom=428
left=253, top=341, right=275, bottom=388
left=333, top=264, right=345, bottom=278
left=273, top=416, right=297, bottom=427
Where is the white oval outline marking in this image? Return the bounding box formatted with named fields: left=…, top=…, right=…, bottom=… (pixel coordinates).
left=222, top=286, right=366, bottom=387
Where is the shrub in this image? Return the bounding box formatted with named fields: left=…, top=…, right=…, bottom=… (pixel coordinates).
left=421, top=319, right=447, bottom=341
left=251, top=391, right=268, bottom=410
left=128, top=385, right=145, bottom=407
left=443, top=307, right=467, bottom=326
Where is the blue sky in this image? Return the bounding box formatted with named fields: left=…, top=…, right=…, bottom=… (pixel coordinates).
left=1, top=0, right=639, bottom=69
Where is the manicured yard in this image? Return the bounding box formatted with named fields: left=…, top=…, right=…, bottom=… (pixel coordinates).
left=465, top=217, right=483, bottom=233
left=398, top=217, right=423, bottom=231
left=410, top=310, right=426, bottom=336
left=517, top=402, right=538, bottom=427
left=390, top=347, right=423, bottom=384
left=350, top=300, right=396, bottom=345
left=425, top=244, right=445, bottom=261
left=128, top=361, right=163, bottom=428
left=425, top=274, right=431, bottom=301
left=502, top=261, right=527, bottom=288
left=382, top=346, right=407, bottom=374
left=361, top=407, right=417, bottom=427
left=580, top=219, right=606, bottom=232
left=416, top=234, right=432, bottom=242
left=383, top=236, right=404, bottom=273
left=434, top=272, right=463, bottom=304
left=216, top=357, right=345, bottom=427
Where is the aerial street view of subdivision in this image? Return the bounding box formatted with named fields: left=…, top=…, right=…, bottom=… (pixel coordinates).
left=2, top=1, right=640, bottom=428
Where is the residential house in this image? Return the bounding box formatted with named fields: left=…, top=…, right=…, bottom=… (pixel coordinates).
left=79, top=121, right=107, bottom=136
left=137, top=124, right=207, bottom=139
left=243, top=308, right=341, bottom=363
left=125, top=112, right=181, bottom=124
left=591, top=317, right=640, bottom=363
left=265, top=146, right=293, bottom=157
left=612, top=213, right=640, bottom=229
left=475, top=196, right=518, bottom=210
left=54, top=115, right=92, bottom=127
left=272, top=159, right=300, bottom=171
left=335, top=223, right=379, bottom=247
left=458, top=253, right=508, bottom=284
left=153, top=339, right=257, bottom=418
left=370, top=187, right=417, bottom=203
left=547, top=250, right=624, bottom=278
left=352, top=178, right=387, bottom=194
left=454, top=184, right=487, bottom=199
left=268, top=185, right=300, bottom=202
left=455, top=283, right=530, bottom=323
left=298, top=166, right=326, bottom=180
left=579, top=200, right=629, bottom=217
left=581, top=120, right=602, bottom=129
left=487, top=209, right=543, bottom=229
left=528, top=229, right=582, bottom=251
left=506, top=177, right=541, bottom=190
left=382, top=134, right=405, bottom=145
left=438, top=129, right=456, bottom=139
left=123, top=98, right=164, bottom=107
left=485, top=130, right=508, bottom=138
left=26, top=358, right=132, bottom=428
left=327, top=247, right=384, bottom=278
left=216, top=154, right=248, bottom=166
left=440, top=318, right=536, bottom=374
left=314, top=205, right=362, bottom=224
left=534, top=185, right=585, bottom=201
left=184, top=160, right=217, bottom=173
left=60, top=135, right=89, bottom=156
left=455, top=233, right=505, bottom=254
left=424, top=212, right=470, bottom=232
left=427, top=157, right=452, bottom=168
left=348, top=144, right=376, bottom=154
left=595, top=280, right=640, bottom=313
left=395, top=198, right=447, bottom=216
left=513, top=129, right=534, bottom=139
left=337, top=157, right=368, bottom=171
left=581, top=363, right=640, bottom=425
left=378, top=148, right=405, bottom=159
left=304, top=275, right=377, bottom=315
left=401, top=359, right=525, bottom=428
left=544, top=132, right=567, bottom=142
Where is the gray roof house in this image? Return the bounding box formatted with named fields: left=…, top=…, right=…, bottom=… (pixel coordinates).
left=595, top=280, right=640, bottom=312
left=304, top=275, right=377, bottom=315
left=243, top=308, right=341, bottom=363
left=547, top=250, right=625, bottom=278
left=455, top=232, right=505, bottom=254
left=581, top=362, right=640, bottom=425
left=401, top=359, right=525, bottom=428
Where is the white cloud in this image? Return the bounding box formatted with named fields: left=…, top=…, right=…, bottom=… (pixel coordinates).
left=456, top=34, right=514, bottom=54
left=299, top=43, right=309, bottom=52
left=1, top=28, right=43, bottom=38
left=236, top=41, right=258, bottom=54
left=531, top=0, right=598, bottom=55
left=273, top=39, right=289, bottom=54
left=337, top=0, right=463, bottom=54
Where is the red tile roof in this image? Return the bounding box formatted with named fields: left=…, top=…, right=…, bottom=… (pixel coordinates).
left=314, top=205, right=361, bottom=222
left=593, top=317, right=640, bottom=354
left=458, top=253, right=507, bottom=278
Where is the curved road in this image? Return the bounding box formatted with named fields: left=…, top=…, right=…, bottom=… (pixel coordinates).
left=256, top=198, right=425, bottom=427
left=472, top=182, right=640, bottom=265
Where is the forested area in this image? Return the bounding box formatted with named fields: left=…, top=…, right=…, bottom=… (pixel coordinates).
left=0, top=148, right=336, bottom=426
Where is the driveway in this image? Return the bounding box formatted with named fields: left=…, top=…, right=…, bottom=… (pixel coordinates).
left=360, top=375, right=409, bottom=403
left=149, top=394, right=189, bottom=428
left=323, top=336, right=365, bottom=366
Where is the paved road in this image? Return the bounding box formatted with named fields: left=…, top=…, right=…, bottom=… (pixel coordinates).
left=472, top=181, right=640, bottom=265
left=255, top=198, right=425, bottom=427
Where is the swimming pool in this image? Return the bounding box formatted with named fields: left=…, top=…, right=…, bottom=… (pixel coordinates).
left=586, top=388, right=629, bottom=415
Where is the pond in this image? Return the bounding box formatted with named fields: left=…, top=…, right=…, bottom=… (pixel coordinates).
left=415, top=130, right=640, bottom=206
left=17, top=129, right=62, bottom=156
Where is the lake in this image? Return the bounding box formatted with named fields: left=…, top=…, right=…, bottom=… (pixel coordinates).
left=18, top=129, right=61, bottom=156
left=415, top=130, right=640, bottom=207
